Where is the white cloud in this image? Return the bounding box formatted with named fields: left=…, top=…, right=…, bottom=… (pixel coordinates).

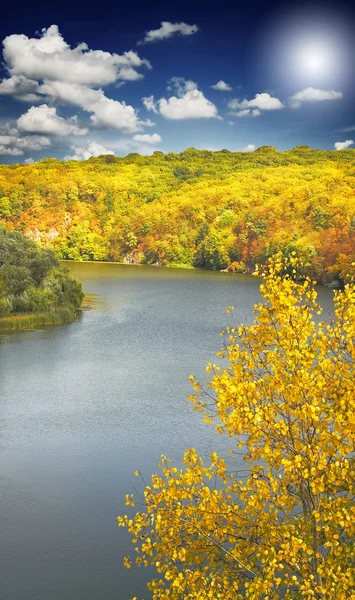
left=132, top=133, right=162, bottom=144
left=0, top=75, right=41, bottom=102
left=15, top=135, right=51, bottom=151
left=142, top=95, right=158, bottom=114
left=242, top=144, right=256, bottom=152
left=233, top=109, right=251, bottom=118
left=167, top=77, right=197, bottom=96
left=3, top=25, right=151, bottom=87
left=140, top=21, right=198, bottom=44
left=0, top=122, right=18, bottom=136
left=158, top=86, right=218, bottom=120
left=0, top=25, right=152, bottom=136
left=0, top=135, right=50, bottom=155
left=64, top=141, right=115, bottom=161
left=24, top=157, right=35, bottom=164
left=289, top=88, right=343, bottom=108
left=17, top=104, right=88, bottom=136
left=0, top=122, right=51, bottom=155
left=228, top=108, right=261, bottom=118
left=228, top=121, right=235, bottom=126
left=66, top=136, right=161, bottom=160
left=211, top=80, right=232, bottom=91
left=228, top=93, right=284, bottom=112
left=143, top=80, right=218, bottom=120
left=334, top=139, right=354, bottom=151
left=112, top=139, right=158, bottom=156
left=139, top=118, right=156, bottom=127
left=0, top=145, right=23, bottom=156
left=39, top=82, right=141, bottom=132
left=88, top=95, right=139, bottom=131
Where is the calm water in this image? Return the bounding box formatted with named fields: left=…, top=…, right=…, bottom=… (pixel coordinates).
left=0, top=263, right=335, bottom=600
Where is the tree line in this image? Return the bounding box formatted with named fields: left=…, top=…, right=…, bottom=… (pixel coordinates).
left=0, top=146, right=354, bottom=283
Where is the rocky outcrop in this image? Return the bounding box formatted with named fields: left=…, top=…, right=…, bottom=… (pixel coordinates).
left=123, top=250, right=144, bottom=264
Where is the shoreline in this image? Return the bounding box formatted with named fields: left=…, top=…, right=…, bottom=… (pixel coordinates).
left=0, top=308, right=80, bottom=332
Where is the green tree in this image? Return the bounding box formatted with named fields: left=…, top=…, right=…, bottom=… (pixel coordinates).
left=0, top=227, right=83, bottom=320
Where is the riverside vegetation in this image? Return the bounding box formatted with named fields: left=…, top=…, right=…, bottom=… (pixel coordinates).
left=118, top=255, right=355, bottom=600
left=0, top=227, right=83, bottom=330
left=0, top=146, right=354, bottom=283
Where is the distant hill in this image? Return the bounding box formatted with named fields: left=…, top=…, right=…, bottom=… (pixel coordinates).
left=1, top=147, right=354, bottom=283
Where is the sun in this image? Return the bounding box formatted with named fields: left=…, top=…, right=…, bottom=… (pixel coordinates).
left=260, top=6, right=352, bottom=89
left=298, top=43, right=330, bottom=76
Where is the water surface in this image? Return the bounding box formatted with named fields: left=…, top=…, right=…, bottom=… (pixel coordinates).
left=0, top=263, right=335, bottom=600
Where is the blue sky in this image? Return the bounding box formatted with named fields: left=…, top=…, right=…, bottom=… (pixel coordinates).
left=0, top=0, right=355, bottom=162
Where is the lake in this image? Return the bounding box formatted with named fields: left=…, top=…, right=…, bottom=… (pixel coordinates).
left=0, top=263, right=335, bottom=600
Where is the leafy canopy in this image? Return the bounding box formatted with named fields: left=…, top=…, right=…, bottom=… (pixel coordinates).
left=0, top=227, right=83, bottom=317
left=118, top=255, right=355, bottom=600
left=1, top=147, right=354, bottom=281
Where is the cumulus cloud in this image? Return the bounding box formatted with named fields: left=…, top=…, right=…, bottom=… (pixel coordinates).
left=0, top=122, right=18, bottom=136
left=3, top=25, right=151, bottom=87
left=0, top=25, right=150, bottom=135
left=142, top=95, right=158, bottom=114
left=0, top=75, right=41, bottom=102
left=334, top=140, right=354, bottom=151
left=0, top=121, right=51, bottom=155
left=15, top=135, right=51, bottom=151
left=242, top=144, right=256, bottom=152
left=24, top=157, right=35, bottom=164
left=139, top=118, right=156, bottom=127
left=0, top=25, right=163, bottom=138
left=159, top=89, right=218, bottom=120
left=229, top=108, right=261, bottom=118
left=143, top=79, right=218, bottom=120
left=139, top=21, right=198, bottom=44
left=228, top=93, right=284, bottom=112
left=0, top=145, right=23, bottom=156
left=64, top=141, right=115, bottom=161
left=39, top=82, right=141, bottom=132
left=167, top=77, right=197, bottom=96
left=112, top=139, right=160, bottom=156
left=17, top=104, right=88, bottom=136
left=289, top=88, right=343, bottom=108
left=66, top=134, right=163, bottom=160
left=211, top=80, right=232, bottom=91
left=132, top=133, right=162, bottom=144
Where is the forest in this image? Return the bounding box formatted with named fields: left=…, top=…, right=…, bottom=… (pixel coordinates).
left=0, top=227, right=83, bottom=328
left=0, top=146, right=354, bottom=283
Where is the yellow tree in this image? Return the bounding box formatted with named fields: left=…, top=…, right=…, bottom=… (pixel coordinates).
left=118, top=255, right=355, bottom=599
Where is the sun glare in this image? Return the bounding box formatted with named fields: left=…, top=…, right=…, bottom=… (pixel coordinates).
left=260, top=7, right=352, bottom=89
left=298, top=44, right=330, bottom=75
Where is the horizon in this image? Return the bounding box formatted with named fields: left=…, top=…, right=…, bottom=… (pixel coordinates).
left=1, top=144, right=355, bottom=166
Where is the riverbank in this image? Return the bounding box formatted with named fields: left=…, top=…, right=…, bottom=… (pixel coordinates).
left=0, top=307, right=80, bottom=331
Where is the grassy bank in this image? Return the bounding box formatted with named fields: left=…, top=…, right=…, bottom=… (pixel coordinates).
left=0, top=307, right=80, bottom=331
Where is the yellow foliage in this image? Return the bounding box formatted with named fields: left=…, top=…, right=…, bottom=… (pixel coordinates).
left=0, top=148, right=354, bottom=280
left=118, top=255, right=355, bottom=599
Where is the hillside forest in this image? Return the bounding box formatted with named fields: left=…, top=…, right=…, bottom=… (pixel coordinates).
left=1, top=146, right=354, bottom=283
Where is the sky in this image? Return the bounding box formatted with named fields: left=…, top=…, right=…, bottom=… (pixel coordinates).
left=0, top=0, right=355, bottom=163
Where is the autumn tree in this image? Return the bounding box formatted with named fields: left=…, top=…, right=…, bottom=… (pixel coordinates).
left=118, top=255, right=355, bottom=599
left=1, top=149, right=354, bottom=280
